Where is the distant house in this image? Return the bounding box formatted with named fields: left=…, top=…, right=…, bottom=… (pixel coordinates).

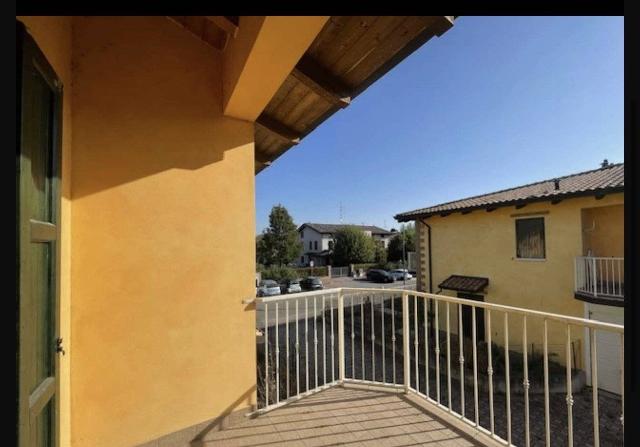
left=297, top=223, right=394, bottom=266
left=395, top=162, right=624, bottom=394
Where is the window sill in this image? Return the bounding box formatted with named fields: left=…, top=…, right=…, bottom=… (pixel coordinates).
left=513, top=257, right=546, bottom=262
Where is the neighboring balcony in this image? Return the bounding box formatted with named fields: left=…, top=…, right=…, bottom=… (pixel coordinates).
left=238, top=288, right=625, bottom=447
left=575, top=256, right=625, bottom=306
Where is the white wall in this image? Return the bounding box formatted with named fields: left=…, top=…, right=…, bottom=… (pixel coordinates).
left=321, top=234, right=334, bottom=251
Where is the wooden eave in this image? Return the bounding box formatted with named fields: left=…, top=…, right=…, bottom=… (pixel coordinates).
left=254, top=16, right=455, bottom=173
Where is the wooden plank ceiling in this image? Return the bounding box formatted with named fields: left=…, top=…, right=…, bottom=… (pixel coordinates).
left=166, top=16, right=455, bottom=174
left=254, top=16, right=455, bottom=173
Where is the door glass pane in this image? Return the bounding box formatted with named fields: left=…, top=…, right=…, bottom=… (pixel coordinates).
left=27, top=71, right=54, bottom=223
left=31, top=242, right=54, bottom=389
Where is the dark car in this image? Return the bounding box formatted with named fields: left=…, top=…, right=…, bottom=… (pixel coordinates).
left=301, top=276, right=324, bottom=291
left=366, top=269, right=395, bottom=283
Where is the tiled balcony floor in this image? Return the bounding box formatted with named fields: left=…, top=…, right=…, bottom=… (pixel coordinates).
left=200, top=385, right=486, bottom=446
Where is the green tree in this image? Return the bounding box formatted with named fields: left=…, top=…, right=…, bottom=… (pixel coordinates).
left=374, top=242, right=387, bottom=266
left=332, top=226, right=375, bottom=266
left=256, top=205, right=302, bottom=266
left=387, top=223, right=415, bottom=262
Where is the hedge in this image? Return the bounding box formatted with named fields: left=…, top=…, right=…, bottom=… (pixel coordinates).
left=258, top=265, right=329, bottom=281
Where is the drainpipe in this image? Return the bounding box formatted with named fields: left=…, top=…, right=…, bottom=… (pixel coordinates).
left=419, top=219, right=433, bottom=293
left=419, top=218, right=435, bottom=335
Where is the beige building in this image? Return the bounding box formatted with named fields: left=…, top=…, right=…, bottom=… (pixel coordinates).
left=395, top=162, right=624, bottom=394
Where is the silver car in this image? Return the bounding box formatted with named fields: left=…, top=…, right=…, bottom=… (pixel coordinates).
left=390, top=269, right=413, bottom=280
left=279, top=279, right=302, bottom=294
left=257, top=280, right=281, bottom=297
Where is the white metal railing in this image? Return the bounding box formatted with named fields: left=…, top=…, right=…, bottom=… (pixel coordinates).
left=575, top=256, right=624, bottom=298
left=331, top=266, right=350, bottom=278
left=255, top=287, right=624, bottom=446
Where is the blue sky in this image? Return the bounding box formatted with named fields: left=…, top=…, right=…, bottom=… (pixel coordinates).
left=255, top=16, right=623, bottom=233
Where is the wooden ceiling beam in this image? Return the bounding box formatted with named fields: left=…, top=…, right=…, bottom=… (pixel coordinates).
left=256, top=114, right=301, bottom=145
left=291, top=55, right=351, bottom=109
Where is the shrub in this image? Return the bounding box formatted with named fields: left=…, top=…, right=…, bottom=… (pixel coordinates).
left=294, top=266, right=329, bottom=278
left=259, top=265, right=298, bottom=282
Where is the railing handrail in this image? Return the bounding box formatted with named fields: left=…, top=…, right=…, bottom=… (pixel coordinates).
left=256, top=285, right=624, bottom=445
left=575, top=255, right=624, bottom=261
left=256, top=287, right=624, bottom=332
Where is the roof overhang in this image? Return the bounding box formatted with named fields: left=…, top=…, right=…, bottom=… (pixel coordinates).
left=396, top=186, right=625, bottom=222
left=254, top=16, right=456, bottom=173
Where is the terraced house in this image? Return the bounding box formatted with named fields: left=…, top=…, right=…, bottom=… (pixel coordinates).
left=395, top=162, right=624, bottom=395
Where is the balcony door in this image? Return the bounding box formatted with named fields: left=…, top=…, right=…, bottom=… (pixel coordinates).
left=17, top=21, right=63, bottom=447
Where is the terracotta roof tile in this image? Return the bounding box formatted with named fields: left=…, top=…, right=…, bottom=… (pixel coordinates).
left=438, top=275, right=489, bottom=293
left=396, top=163, right=623, bottom=221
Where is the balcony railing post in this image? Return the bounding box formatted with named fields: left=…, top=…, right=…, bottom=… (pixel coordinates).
left=574, top=257, right=579, bottom=292
left=338, top=289, right=345, bottom=383
left=402, top=291, right=410, bottom=393
left=592, top=257, right=598, bottom=297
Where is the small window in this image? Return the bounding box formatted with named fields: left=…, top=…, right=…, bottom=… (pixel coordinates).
left=314, top=241, right=318, bottom=250
left=516, top=217, right=545, bottom=259
left=309, top=241, right=312, bottom=250
left=301, top=256, right=304, bottom=264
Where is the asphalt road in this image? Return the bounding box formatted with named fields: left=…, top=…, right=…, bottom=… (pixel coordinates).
left=255, top=276, right=416, bottom=328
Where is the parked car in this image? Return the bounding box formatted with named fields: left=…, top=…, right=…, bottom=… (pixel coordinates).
left=280, top=278, right=302, bottom=294
left=366, top=269, right=395, bottom=283
left=257, top=280, right=281, bottom=297
left=390, top=269, right=413, bottom=280
left=301, top=276, right=324, bottom=291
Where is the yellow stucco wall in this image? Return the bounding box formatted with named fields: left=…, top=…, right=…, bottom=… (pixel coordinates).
left=581, top=203, right=624, bottom=257
left=68, top=17, right=257, bottom=447
left=416, top=193, right=624, bottom=367
left=18, top=15, right=326, bottom=447
left=17, top=15, right=73, bottom=447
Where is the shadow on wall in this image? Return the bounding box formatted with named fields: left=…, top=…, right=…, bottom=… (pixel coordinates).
left=190, top=385, right=257, bottom=447
left=138, top=385, right=257, bottom=447
left=71, top=16, right=255, bottom=200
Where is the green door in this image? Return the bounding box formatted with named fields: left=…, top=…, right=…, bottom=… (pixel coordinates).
left=17, top=21, right=63, bottom=447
